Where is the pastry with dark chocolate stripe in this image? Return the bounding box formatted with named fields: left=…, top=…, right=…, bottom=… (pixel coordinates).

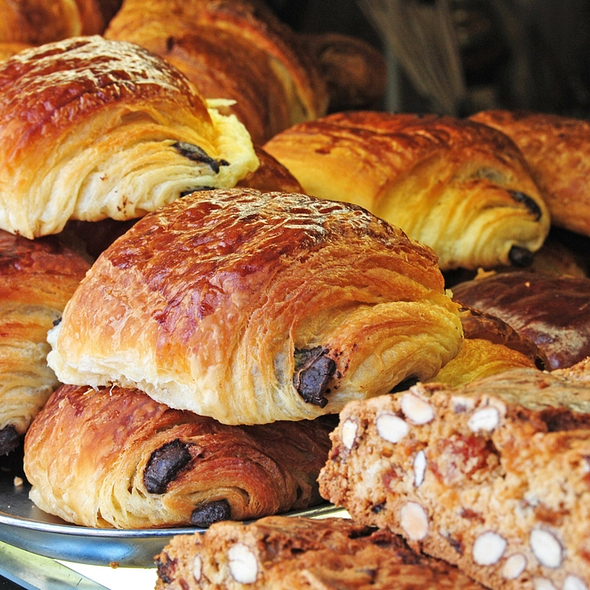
left=264, top=111, right=550, bottom=271
left=47, top=188, right=463, bottom=425
left=23, top=383, right=333, bottom=529
left=0, top=229, right=90, bottom=456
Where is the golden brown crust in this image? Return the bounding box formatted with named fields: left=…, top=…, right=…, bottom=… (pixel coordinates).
left=264, top=111, right=550, bottom=271
left=105, top=0, right=329, bottom=144
left=470, top=110, right=590, bottom=237
left=155, top=516, right=486, bottom=589
left=0, top=0, right=122, bottom=45
left=0, top=35, right=258, bottom=238
left=0, top=230, right=90, bottom=455
left=47, top=188, right=463, bottom=425
left=452, top=271, right=590, bottom=370
left=236, top=146, right=303, bottom=193
left=23, top=384, right=333, bottom=528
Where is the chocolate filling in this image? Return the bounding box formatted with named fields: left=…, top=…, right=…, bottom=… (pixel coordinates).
left=508, top=245, right=534, bottom=267
left=293, top=346, right=336, bottom=407
left=508, top=190, right=543, bottom=221
left=191, top=499, right=231, bottom=527
left=0, top=424, right=21, bottom=456
left=144, top=439, right=192, bottom=494
left=172, top=141, right=229, bottom=173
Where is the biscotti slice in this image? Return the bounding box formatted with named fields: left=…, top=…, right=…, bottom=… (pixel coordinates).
left=155, top=515, right=486, bottom=589
left=319, top=360, right=590, bottom=590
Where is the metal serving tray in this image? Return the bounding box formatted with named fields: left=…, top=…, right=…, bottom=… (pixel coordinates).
left=0, top=452, right=345, bottom=568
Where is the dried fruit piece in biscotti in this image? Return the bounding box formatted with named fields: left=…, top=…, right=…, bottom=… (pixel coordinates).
left=319, top=359, right=590, bottom=590
left=155, top=515, right=487, bottom=589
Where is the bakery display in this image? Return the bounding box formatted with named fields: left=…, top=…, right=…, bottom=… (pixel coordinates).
left=0, top=230, right=90, bottom=456
left=0, top=35, right=258, bottom=239
left=319, top=359, right=590, bottom=590
left=46, top=187, right=463, bottom=425
left=23, top=383, right=334, bottom=529
left=470, top=109, right=590, bottom=237
left=155, top=515, right=486, bottom=589
left=105, top=0, right=385, bottom=145
left=452, top=271, right=590, bottom=370
left=263, top=111, right=550, bottom=271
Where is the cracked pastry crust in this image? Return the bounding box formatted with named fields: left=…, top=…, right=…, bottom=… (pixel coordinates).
left=452, top=271, right=590, bottom=370
left=46, top=188, right=463, bottom=425
left=263, top=111, right=550, bottom=271
left=0, top=230, right=90, bottom=456
left=155, top=515, right=486, bottom=589
left=0, top=35, right=258, bottom=239
left=319, top=359, right=590, bottom=590
left=470, top=110, right=590, bottom=237
left=23, top=383, right=333, bottom=528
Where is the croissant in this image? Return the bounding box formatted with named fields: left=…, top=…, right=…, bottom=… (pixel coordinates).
left=105, top=0, right=386, bottom=145
left=0, top=230, right=90, bottom=456
left=470, top=110, right=590, bottom=237
left=263, top=111, right=550, bottom=271
left=47, top=188, right=463, bottom=425
left=23, top=383, right=334, bottom=529
left=0, top=35, right=258, bottom=239
left=0, top=0, right=122, bottom=45
left=104, top=0, right=328, bottom=145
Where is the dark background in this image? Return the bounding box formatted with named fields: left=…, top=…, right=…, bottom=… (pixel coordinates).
left=265, top=0, right=590, bottom=118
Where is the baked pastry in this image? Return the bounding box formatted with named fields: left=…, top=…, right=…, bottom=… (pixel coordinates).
left=155, top=515, right=486, bottom=589
left=427, top=305, right=548, bottom=387
left=47, top=188, right=463, bottom=425
left=470, top=110, right=590, bottom=237
left=104, top=0, right=329, bottom=145
left=263, top=111, right=551, bottom=271
left=0, top=230, right=90, bottom=456
left=319, top=360, right=590, bottom=590
left=0, top=0, right=122, bottom=45
left=451, top=271, right=590, bottom=370
left=23, top=383, right=334, bottom=528
left=0, top=35, right=258, bottom=239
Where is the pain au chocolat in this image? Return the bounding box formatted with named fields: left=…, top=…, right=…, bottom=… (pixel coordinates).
left=263, top=111, right=550, bottom=271
left=23, top=383, right=333, bottom=528
left=0, top=35, right=258, bottom=239
left=0, top=230, right=90, bottom=456
left=47, top=188, right=463, bottom=425
left=470, top=110, right=590, bottom=237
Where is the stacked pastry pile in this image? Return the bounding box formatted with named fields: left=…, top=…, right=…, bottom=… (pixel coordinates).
left=0, top=0, right=590, bottom=588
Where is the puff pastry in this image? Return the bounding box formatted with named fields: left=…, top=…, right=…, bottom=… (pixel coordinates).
left=452, top=271, right=590, bottom=370
left=0, top=35, right=258, bottom=239
left=47, top=188, right=463, bottom=425
left=0, top=230, right=90, bottom=456
left=0, top=0, right=122, bottom=45
left=470, top=110, right=590, bottom=237
left=23, top=383, right=334, bottom=529
left=264, top=111, right=550, bottom=271
left=104, top=0, right=329, bottom=145
left=155, top=516, right=486, bottom=589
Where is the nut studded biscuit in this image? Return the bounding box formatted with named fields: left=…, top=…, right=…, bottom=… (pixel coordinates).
left=155, top=515, right=486, bottom=589
left=319, top=361, right=590, bottom=590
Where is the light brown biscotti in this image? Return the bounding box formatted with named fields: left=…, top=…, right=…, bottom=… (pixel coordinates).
left=155, top=515, right=486, bottom=589
left=319, top=361, right=590, bottom=590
